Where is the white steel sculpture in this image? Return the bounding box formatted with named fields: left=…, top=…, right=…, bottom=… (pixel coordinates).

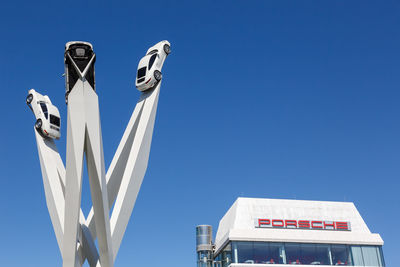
left=28, top=40, right=170, bottom=267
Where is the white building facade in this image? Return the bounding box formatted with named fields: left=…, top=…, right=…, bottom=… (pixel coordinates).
left=197, top=198, right=384, bottom=267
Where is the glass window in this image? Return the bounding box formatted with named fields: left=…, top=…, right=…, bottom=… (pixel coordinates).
left=285, top=243, right=330, bottom=265
left=147, top=49, right=158, bottom=55
left=40, top=102, right=47, bottom=112
left=314, top=244, right=331, bottom=265
left=40, top=103, right=48, bottom=119
left=285, top=243, right=302, bottom=264
left=377, top=247, right=385, bottom=267
left=148, top=54, right=157, bottom=70
left=50, top=115, right=60, bottom=127
left=253, top=242, right=268, bottom=264
left=221, top=245, right=232, bottom=267
left=214, top=243, right=232, bottom=267
left=351, top=246, right=364, bottom=266
left=269, top=243, right=285, bottom=264
left=236, top=242, right=254, bottom=264
left=214, top=254, right=221, bottom=267
left=361, top=246, right=380, bottom=266
left=331, top=245, right=351, bottom=266
left=226, top=241, right=384, bottom=266
left=300, top=244, right=315, bottom=265
left=197, top=251, right=212, bottom=267
left=137, top=67, right=146, bottom=79
left=253, top=242, right=285, bottom=264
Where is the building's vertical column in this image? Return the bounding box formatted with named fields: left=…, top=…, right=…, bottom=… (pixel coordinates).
left=232, top=242, right=238, bottom=264
left=280, top=244, right=286, bottom=264
left=328, top=246, right=333, bottom=265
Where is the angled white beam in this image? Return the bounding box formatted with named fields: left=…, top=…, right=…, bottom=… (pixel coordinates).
left=86, top=93, right=146, bottom=239
left=110, top=84, right=161, bottom=258
left=35, top=129, right=65, bottom=253
left=36, top=81, right=162, bottom=266
left=63, top=80, right=89, bottom=267
left=82, top=84, right=161, bottom=265
left=35, top=126, right=97, bottom=266
left=81, top=224, right=100, bottom=266
left=82, top=95, right=146, bottom=265
left=83, top=82, right=113, bottom=267
left=63, top=78, right=114, bottom=267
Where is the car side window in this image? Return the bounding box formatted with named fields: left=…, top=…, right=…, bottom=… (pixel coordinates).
left=148, top=54, right=157, bottom=70
left=50, top=115, right=60, bottom=127
left=40, top=103, right=48, bottom=119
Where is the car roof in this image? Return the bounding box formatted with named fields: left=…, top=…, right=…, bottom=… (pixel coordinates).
left=138, top=54, right=153, bottom=68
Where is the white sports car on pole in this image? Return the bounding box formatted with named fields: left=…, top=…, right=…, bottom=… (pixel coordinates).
left=64, top=41, right=96, bottom=103
left=26, top=89, right=61, bottom=139
left=135, top=40, right=171, bottom=92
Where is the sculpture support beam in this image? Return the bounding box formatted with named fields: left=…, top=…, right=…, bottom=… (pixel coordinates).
left=35, top=130, right=65, bottom=253
left=110, top=84, right=160, bottom=258
left=34, top=84, right=161, bottom=267
left=63, top=80, right=113, bottom=267
left=34, top=126, right=97, bottom=265
left=32, top=40, right=167, bottom=267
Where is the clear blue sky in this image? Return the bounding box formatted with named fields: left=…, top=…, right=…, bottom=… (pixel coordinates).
left=0, top=1, right=399, bottom=266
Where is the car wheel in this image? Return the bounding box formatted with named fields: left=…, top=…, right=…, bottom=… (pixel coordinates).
left=154, top=70, right=162, bottom=81
left=26, top=94, right=33, bottom=104
left=35, top=119, right=42, bottom=130
left=163, top=44, right=171, bottom=55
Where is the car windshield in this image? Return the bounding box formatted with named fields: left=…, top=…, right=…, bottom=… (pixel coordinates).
left=40, top=102, right=48, bottom=119
left=137, top=67, right=146, bottom=79
left=148, top=54, right=157, bottom=70
left=50, top=114, right=60, bottom=127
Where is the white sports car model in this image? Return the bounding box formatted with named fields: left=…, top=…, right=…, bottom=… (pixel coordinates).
left=135, top=40, right=171, bottom=92
left=64, top=41, right=96, bottom=103
left=26, top=89, right=61, bottom=139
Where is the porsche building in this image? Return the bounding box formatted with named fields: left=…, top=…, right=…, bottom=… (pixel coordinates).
left=196, top=198, right=385, bottom=267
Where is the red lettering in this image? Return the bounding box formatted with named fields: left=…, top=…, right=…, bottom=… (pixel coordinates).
left=258, top=219, right=270, bottom=227
left=298, top=220, right=310, bottom=228
left=256, top=218, right=351, bottom=231
left=311, top=221, right=323, bottom=229
left=285, top=220, right=297, bottom=228
left=272, top=219, right=284, bottom=227
left=323, top=221, right=335, bottom=230
left=336, top=222, right=349, bottom=230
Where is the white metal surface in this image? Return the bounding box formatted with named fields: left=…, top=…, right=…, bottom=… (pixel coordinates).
left=34, top=124, right=99, bottom=265
left=83, top=84, right=161, bottom=265
left=136, top=40, right=170, bottom=91
left=110, top=84, right=160, bottom=258
left=63, top=79, right=113, bottom=267
left=31, top=40, right=168, bottom=266
left=214, top=198, right=384, bottom=254
left=28, top=89, right=61, bottom=139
